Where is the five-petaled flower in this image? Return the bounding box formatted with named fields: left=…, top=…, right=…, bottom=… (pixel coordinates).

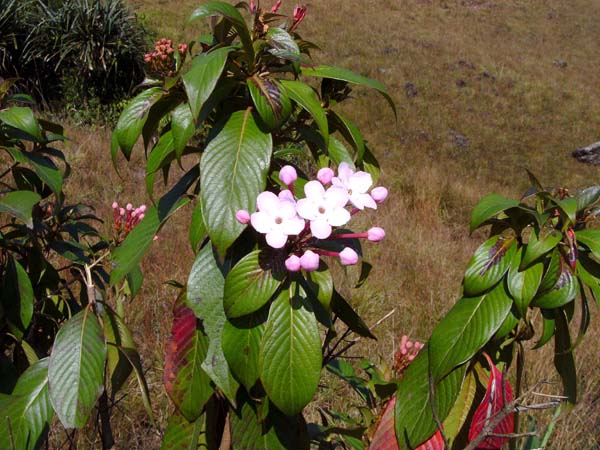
left=296, top=181, right=351, bottom=239
left=250, top=191, right=304, bottom=248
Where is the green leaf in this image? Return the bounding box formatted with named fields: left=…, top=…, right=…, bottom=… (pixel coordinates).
left=230, top=393, right=309, bottom=450
left=532, top=263, right=578, bottom=309
left=575, top=229, right=600, bottom=259
left=329, top=111, right=365, bottom=164
left=522, top=227, right=562, bottom=268
left=429, top=282, right=513, bottom=382
left=305, top=266, right=333, bottom=311
left=183, top=47, right=233, bottom=119
left=575, top=186, right=600, bottom=212
left=187, top=2, right=253, bottom=61
left=553, top=197, right=577, bottom=224
left=463, top=236, right=517, bottom=296
left=443, top=370, right=477, bottom=447
left=259, top=284, right=321, bottom=416
left=5, top=148, right=63, bottom=195
left=187, top=245, right=239, bottom=403
left=0, top=190, right=39, bottom=228
left=0, top=106, right=43, bottom=142
left=114, top=87, right=164, bottom=159
left=110, top=166, right=198, bottom=285
left=189, top=201, right=207, bottom=252
left=247, top=76, right=292, bottom=129
left=507, top=248, right=543, bottom=315
left=224, top=249, right=285, bottom=318
left=48, top=308, right=107, bottom=428
left=395, top=353, right=465, bottom=449
left=11, top=258, right=34, bottom=331
left=554, top=310, right=576, bottom=404
left=534, top=309, right=555, bottom=349
left=266, top=27, right=300, bottom=56
left=145, top=131, right=175, bottom=199
left=160, top=409, right=204, bottom=450
left=301, top=65, right=396, bottom=117
left=577, top=259, right=600, bottom=306
left=328, top=136, right=354, bottom=166
left=200, top=109, right=272, bottom=254
left=164, top=301, right=212, bottom=421
left=280, top=79, right=329, bottom=146
left=0, top=358, right=53, bottom=450
left=470, top=193, right=520, bottom=233
left=171, top=103, right=195, bottom=159
left=331, top=290, right=375, bottom=339
left=222, top=312, right=266, bottom=391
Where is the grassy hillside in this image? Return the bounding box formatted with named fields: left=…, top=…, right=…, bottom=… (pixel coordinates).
left=55, top=0, right=600, bottom=447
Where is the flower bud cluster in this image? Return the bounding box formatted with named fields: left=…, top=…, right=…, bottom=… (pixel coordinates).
left=394, top=335, right=425, bottom=376
left=143, top=38, right=187, bottom=77
left=112, top=201, right=146, bottom=240
left=237, top=163, right=388, bottom=272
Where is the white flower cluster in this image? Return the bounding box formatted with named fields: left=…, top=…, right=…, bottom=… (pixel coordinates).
left=236, top=163, right=388, bottom=272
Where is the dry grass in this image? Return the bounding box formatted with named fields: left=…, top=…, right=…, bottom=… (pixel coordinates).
left=51, top=0, right=600, bottom=447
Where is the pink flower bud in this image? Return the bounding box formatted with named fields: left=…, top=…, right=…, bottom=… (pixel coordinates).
left=285, top=254, right=301, bottom=272
left=279, top=165, right=297, bottom=186
left=271, top=0, right=282, bottom=12
left=112, top=201, right=118, bottom=209
left=236, top=210, right=251, bottom=224
left=367, top=227, right=385, bottom=242
left=371, top=186, right=388, bottom=204
left=138, top=213, right=145, bottom=221
left=249, top=0, right=257, bottom=12
left=300, top=250, right=320, bottom=271
left=126, top=203, right=133, bottom=211
left=317, top=167, right=334, bottom=184
left=119, top=208, right=126, bottom=216
left=139, top=205, right=147, bottom=213
left=339, top=247, right=359, bottom=266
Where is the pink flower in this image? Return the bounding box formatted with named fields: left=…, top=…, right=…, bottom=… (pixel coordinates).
left=285, top=254, right=301, bottom=272
left=339, top=247, right=359, bottom=266
left=250, top=191, right=304, bottom=248
left=279, top=165, right=297, bottom=186
left=296, top=181, right=350, bottom=239
left=236, top=210, right=251, bottom=224
left=331, top=162, right=376, bottom=210
left=367, top=227, right=385, bottom=242
left=371, top=186, right=388, bottom=204
left=112, top=201, right=118, bottom=209
left=317, top=167, right=334, bottom=184
left=300, top=250, right=320, bottom=271
left=293, top=5, right=306, bottom=22
left=271, top=0, right=282, bottom=12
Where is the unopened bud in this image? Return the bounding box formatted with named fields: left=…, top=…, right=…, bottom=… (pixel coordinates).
left=300, top=250, right=320, bottom=271
left=279, top=165, right=298, bottom=186
left=371, top=186, right=388, bottom=204
left=339, top=247, right=359, bottom=266
left=285, top=254, right=301, bottom=272
left=317, top=167, right=334, bottom=184
left=236, top=210, right=251, bottom=224
left=367, top=227, right=385, bottom=242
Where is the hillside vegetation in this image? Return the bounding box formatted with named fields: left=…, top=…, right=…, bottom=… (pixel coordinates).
left=56, top=0, right=600, bottom=447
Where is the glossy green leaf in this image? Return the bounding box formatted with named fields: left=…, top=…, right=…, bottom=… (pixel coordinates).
left=224, top=250, right=284, bottom=318
left=553, top=197, right=577, bottom=224
left=463, top=236, right=516, bottom=296
left=508, top=248, right=543, bottom=315
left=266, top=27, right=300, bottom=55
left=532, top=265, right=578, bottom=309
left=522, top=227, right=562, bottom=268
left=554, top=310, right=576, bottom=404
left=0, top=190, right=40, bottom=227
left=259, top=285, right=321, bottom=416
left=187, top=244, right=239, bottom=403
left=114, top=87, right=164, bottom=159
left=160, top=409, right=204, bottom=450
left=575, top=229, right=600, bottom=259
left=575, top=186, right=600, bottom=212
left=280, top=79, right=329, bottom=145
left=305, top=266, right=333, bottom=311
left=395, top=352, right=465, bottom=450
left=330, top=111, right=365, bottom=164
left=183, top=47, right=232, bottom=119
left=187, top=2, right=253, bottom=60
left=328, top=136, right=354, bottom=166
left=200, top=110, right=271, bottom=254
left=189, top=201, right=207, bottom=253
left=301, top=65, right=396, bottom=117
left=443, top=370, right=477, bottom=447
left=470, top=193, right=520, bottom=233
left=247, top=76, right=292, bottom=129
left=10, top=258, right=34, bottom=331
left=230, top=394, right=310, bottom=450
left=111, top=166, right=198, bottom=285
left=0, top=106, right=43, bottom=142
left=429, top=282, right=513, bottom=382
left=0, top=358, right=53, bottom=450
left=222, top=312, right=265, bottom=391
left=145, top=131, right=175, bottom=199
left=171, top=103, right=195, bottom=159
left=164, top=301, right=212, bottom=421
left=5, top=148, right=63, bottom=195
left=48, top=308, right=107, bottom=428
left=577, top=259, right=600, bottom=306
left=331, top=290, right=375, bottom=339
left=534, top=309, right=556, bottom=349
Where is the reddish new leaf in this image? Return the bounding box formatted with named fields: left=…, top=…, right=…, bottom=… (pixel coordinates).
left=468, top=353, right=514, bottom=449
left=369, top=396, right=444, bottom=450
left=163, top=301, right=212, bottom=421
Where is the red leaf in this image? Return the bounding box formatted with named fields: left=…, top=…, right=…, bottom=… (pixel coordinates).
left=369, top=396, right=444, bottom=450
left=163, top=300, right=211, bottom=421
left=468, top=353, right=514, bottom=449
left=369, top=396, right=397, bottom=450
